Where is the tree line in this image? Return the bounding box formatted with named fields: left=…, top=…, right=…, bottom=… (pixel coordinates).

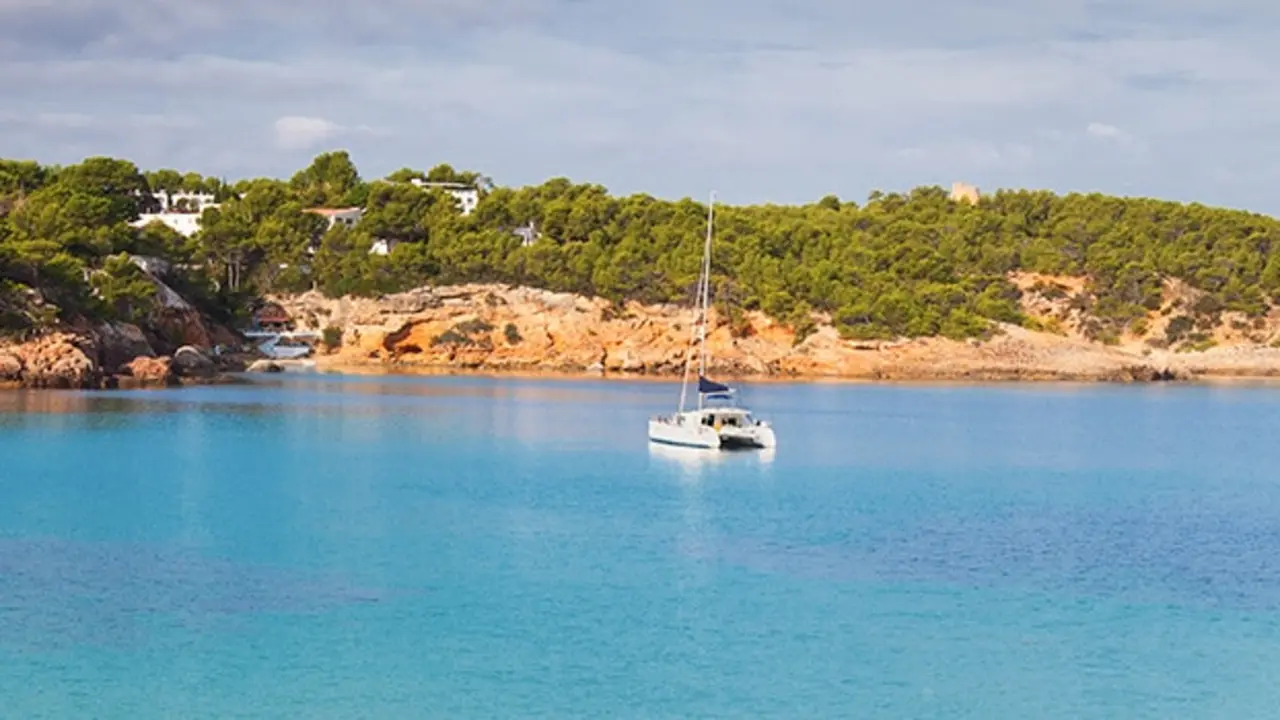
left=3, top=151, right=1280, bottom=344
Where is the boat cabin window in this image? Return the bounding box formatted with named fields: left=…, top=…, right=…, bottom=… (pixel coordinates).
left=702, top=413, right=748, bottom=427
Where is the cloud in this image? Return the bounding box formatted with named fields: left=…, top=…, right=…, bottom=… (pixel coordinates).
left=1086, top=122, right=1127, bottom=140
left=273, top=116, right=342, bottom=151
left=1, top=1, right=1280, bottom=210
left=0, top=0, right=553, bottom=58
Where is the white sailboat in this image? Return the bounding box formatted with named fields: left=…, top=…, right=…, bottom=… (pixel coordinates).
left=647, top=193, right=777, bottom=451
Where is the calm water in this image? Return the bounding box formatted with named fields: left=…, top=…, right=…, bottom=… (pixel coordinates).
left=3, top=376, right=1280, bottom=717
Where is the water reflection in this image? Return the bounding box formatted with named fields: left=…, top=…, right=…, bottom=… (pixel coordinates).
left=0, top=376, right=684, bottom=448
left=0, top=391, right=98, bottom=416
left=648, top=443, right=775, bottom=482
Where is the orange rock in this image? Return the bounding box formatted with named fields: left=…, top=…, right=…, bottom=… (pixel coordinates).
left=121, top=356, right=177, bottom=388
left=3, top=332, right=101, bottom=389
left=0, top=352, right=21, bottom=383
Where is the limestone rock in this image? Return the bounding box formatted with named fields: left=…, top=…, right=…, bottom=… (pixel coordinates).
left=261, top=281, right=1280, bottom=382
left=0, top=352, right=21, bottom=382
left=120, top=356, right=177, bottom=388
left=9, top=333, right=101, bottom=389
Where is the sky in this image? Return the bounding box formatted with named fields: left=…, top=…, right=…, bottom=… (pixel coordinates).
left=1, top=0, right=1278, bottom=212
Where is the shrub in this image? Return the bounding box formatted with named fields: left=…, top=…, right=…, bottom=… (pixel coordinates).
left=431, top=328, right=471, bottom=346
left=432, top=319, right=495, bottom=349
left=1165, top=315, right=1194, bottom=343
left=454, top=318, right=493, bottom=335
left=788, top=302, right=816, bottom=345
left=1025, top=315, right=1066, bottom=335
left=322, top=325, right=342, bottom=349
left=503, top=323, right=521, bottom=344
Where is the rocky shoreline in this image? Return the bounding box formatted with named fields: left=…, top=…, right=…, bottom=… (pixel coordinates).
left=0, top=327, right=245, bottom=391
left=0, top=254, right=251, bottom=391
left=16, top=278, right=1280, bottom=390
left=267, top=283, right=1280, bottom=384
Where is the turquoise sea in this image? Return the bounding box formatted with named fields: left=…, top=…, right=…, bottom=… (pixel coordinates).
left=3, top=376, right=1280, bottom=717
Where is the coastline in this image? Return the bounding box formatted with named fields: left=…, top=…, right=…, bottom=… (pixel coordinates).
left=12, top=353, right=1280, bottom=390
left=296, top=355, right=1280, bottom=385
left=15, top=278, right=1280, bottom=391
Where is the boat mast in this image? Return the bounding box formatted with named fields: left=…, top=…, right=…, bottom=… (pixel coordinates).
left=697, top=192, right=714, bottom=410
left=678, top=191, right=715, bottom=414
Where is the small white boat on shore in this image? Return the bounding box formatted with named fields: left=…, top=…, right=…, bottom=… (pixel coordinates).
left=242, top=330, right=320, bottom=360
left=647, top=192, right=776, bottom=451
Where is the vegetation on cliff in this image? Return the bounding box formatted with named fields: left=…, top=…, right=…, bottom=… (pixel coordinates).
left=0, top=157, right=235, bottom=339
left=4, top=152, right=1280, bottom=345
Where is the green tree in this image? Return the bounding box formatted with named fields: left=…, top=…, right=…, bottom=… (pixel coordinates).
left=290, top=151, right=364, bottom=207
left=57, top=157, right=149, bottom=222
left=92, top=253, right=157, bottom=322
left=361, top=181, right=436, bottom=245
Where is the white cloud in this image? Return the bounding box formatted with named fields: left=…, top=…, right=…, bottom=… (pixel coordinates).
left=273, top=116, right=341, bottom=151
left=1086, top=122, right=1126, bottom=140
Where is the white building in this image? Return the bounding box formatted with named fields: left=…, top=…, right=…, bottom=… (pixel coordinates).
left=408, top=179, right=480, bottom=216
left=131, top=213, right=205, bottom=237
left=158, top=191, right=218, bottom=213
left=130, top=190, right=222, bottom=238
left=303, top=207, right=365, bottom=229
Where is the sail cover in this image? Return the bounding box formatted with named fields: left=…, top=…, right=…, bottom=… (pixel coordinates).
left=698, top=375, right=731, bottom=394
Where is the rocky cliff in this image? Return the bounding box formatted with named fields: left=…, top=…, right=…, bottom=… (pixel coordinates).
left=0, top=261, right=243, bottom=390
left=270, top=282, right=1280, bottom=382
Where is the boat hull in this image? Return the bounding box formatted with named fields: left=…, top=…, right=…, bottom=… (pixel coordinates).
left=648, top=419, right=722, bottom=449
left=719, top=425, right=776, bottom=449
left=647, top=416, right=776, bottom=451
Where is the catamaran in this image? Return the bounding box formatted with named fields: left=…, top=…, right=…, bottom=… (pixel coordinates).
left=647, top=193, right=776, bottom=450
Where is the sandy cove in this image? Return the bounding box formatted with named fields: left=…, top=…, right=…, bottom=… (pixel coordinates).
left=268, top=283, right=1280, bottom=383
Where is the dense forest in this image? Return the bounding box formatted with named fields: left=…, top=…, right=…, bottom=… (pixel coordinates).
left=3, top=151, right=1280, bottom=344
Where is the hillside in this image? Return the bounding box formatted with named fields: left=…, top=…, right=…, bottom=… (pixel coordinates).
left=7, top=152, right=1280, bottom=384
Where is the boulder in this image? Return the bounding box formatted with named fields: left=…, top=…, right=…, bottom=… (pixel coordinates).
left=96, top=322, right=155, bottom=372
left=208, top=323, right=241, bottom=349
left=153, top=308, right=214, bottom=350
left=173, top=345, right=216, bottom=377
left=120, top=356, right=177, bottom=388
left=10, top=333, right=100, bottom=389
left=0, top=352, right=21, bottom=382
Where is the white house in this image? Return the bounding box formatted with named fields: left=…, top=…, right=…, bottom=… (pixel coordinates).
left=159, top=191, right=218, bottom=213
left=130, top=189, right=222, bottom=238
left=408, top=179, right=479, bottom=216
left=131, top=212, right=205, bottom=237
left=303, top=207, right=364, bottom=229
left=129, top=189, right=224, bottom=238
